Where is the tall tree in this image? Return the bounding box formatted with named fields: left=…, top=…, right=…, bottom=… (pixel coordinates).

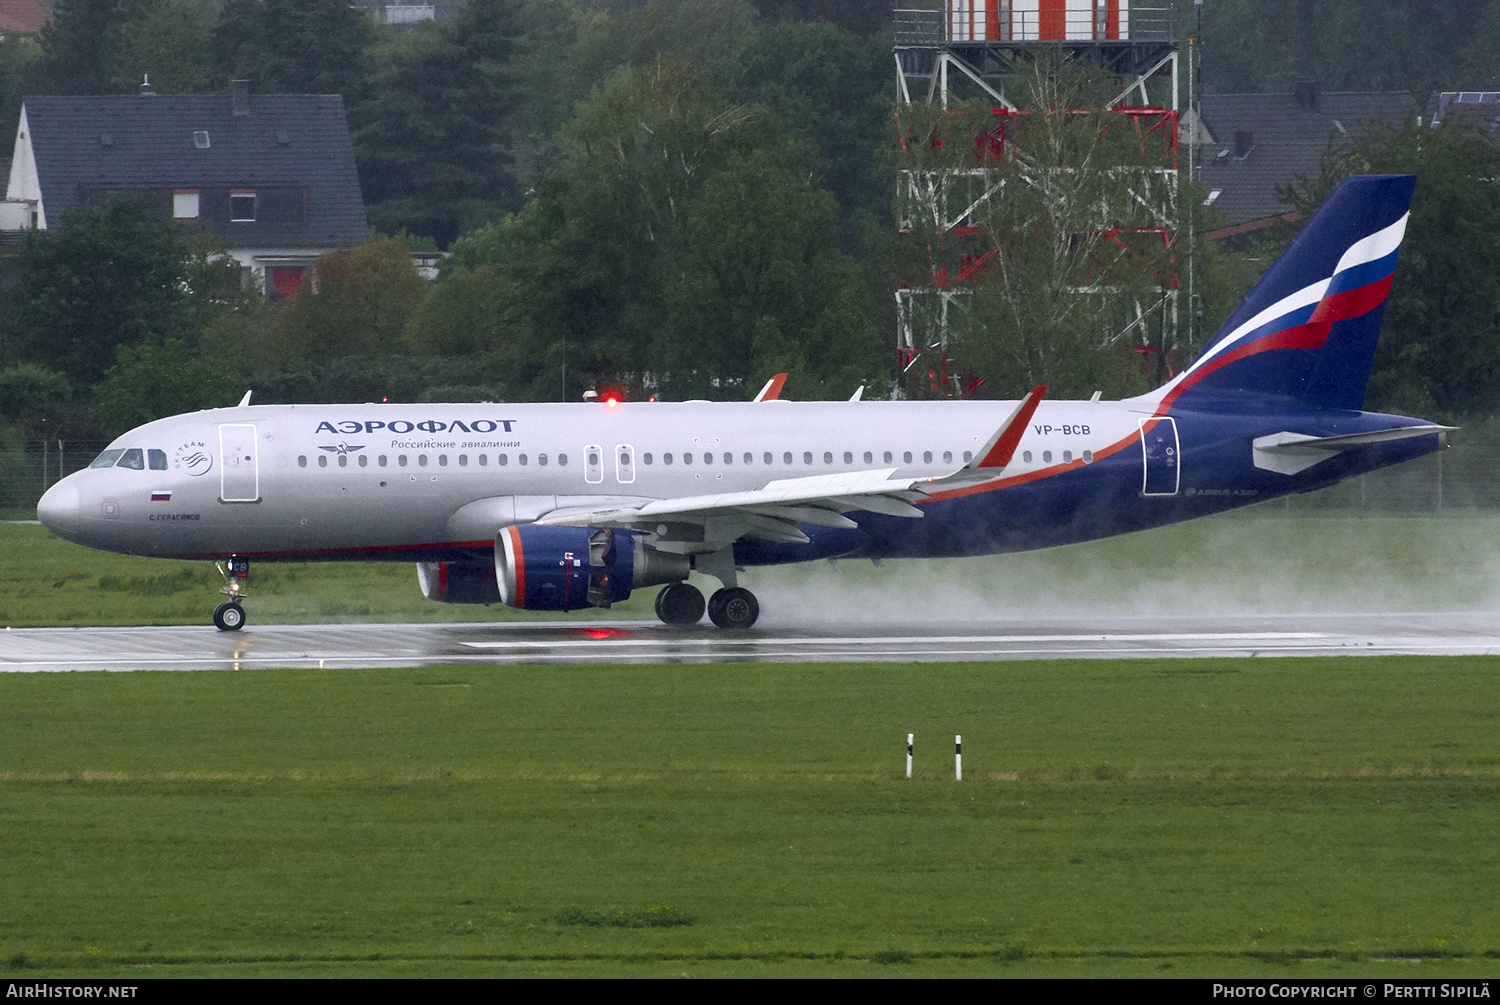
left=358, top=0, right=532, bottom=246
left=212, top=0, right=371, bottom=98
left=32, top=0, right=137, bottom=94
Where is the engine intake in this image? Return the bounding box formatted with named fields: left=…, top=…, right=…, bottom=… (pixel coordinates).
left=496, top=524, right=689, bottom=611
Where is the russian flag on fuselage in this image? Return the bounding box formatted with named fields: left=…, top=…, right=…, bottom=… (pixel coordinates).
left=1142, top=174, right=1416, bottom=413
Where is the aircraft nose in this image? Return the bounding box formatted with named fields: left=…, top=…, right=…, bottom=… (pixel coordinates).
left=37, top=479, right=81, bottom=540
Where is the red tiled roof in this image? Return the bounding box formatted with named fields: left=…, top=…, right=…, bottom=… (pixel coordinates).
left=0, top=0, right=51, bottom=35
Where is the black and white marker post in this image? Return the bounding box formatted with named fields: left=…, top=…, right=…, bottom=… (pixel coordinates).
left=955, top=735, right=962, bottom=781
left=906, top=733, right=913, bottom=779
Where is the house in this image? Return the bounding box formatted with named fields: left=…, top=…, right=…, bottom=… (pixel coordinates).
left=1193, top=82, right=1417, bottom=242
left=0, top=82, right=369, bottom=298
left=1427, top=91, right=1500, bottom=139
left=0, top=0, right=50, bottom=37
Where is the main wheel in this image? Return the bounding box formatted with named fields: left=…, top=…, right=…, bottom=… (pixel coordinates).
left=655, top=582, right=705, bottom=625
left=707, top=587, right=759, bottom=630
left=213, top=602, right=246, bottom=631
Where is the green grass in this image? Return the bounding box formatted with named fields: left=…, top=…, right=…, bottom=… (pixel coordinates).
left=2, top=656, right=1499, bottom=977
left=6, top=510, right=1500, bottom=628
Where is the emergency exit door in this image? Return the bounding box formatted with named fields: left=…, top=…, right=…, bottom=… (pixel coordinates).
left=219, top=423, right=260, bottom=502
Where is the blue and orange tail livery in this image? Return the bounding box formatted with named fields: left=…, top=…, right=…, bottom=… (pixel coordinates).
left=1145, top=174, right=1415, bottom=413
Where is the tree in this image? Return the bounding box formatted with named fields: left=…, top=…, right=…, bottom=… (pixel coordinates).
left=111, top=0, right=222, bottom=95
left=92, top=338, right=240, bottom=435
left=467, top=57, right=881, bottom=399
left=1281, top=121, right=1500, bottom=419
left=32, top=0, right=137, bottom=94
left=0, top=198, right=193, bottom=384
left=357, top=0, right=532, bottom=246
left=212, top=0, right=371, bottom=98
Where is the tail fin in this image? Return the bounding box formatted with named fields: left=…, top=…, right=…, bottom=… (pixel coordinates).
left=1147, top=174, right=1415, bottom=413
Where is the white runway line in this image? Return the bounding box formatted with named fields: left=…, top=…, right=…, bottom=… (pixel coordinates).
left=459, top=631, right=1329, bottom=649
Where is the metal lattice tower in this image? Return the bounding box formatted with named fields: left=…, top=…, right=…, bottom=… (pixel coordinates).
left=893, top=2, right=1181, bottom=396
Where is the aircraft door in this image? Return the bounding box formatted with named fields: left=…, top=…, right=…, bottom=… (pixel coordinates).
left=219, top=423, right=260, bottom=502
left=1139, top=417, right=1180, bottom=496
left=584, top=445, right=603, bottom=484
left=615, top=444, right=635, bottom=484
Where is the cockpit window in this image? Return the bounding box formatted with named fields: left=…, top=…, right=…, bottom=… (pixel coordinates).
left=148, top=449, right=167, bottom=470
left=89, top=449, right=125, bottom=469
left=115, top=448, right=145, bottom=470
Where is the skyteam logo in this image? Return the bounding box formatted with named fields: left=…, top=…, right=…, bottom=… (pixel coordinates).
left=172, top=440, right=213, bottom=476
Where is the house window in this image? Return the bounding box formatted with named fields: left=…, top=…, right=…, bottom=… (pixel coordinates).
left=230, top=191, right=256, bottom=222
left=173, top=191, right=199, bottom=219
left=269, top=266, right=305, bottom=300
left=193, top=130, right=210, bottom=149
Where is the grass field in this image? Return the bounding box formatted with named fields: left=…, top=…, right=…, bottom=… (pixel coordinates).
left=5, top=509, right=1500, bottom=628
left=2, top=656, right=1499, bottom=978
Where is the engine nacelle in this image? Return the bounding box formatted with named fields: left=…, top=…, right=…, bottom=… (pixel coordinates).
left=495, top=524, right=689, bottom=611
left=417, top=560, right=502, bottom=604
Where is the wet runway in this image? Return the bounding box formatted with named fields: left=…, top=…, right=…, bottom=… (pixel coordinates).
left=1, top=610, right=1498, bottom=672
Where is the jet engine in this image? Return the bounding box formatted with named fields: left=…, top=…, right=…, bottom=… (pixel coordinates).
left=495, top=524, right=689, bottom=611
left=416, top=560, right=502, bottom=604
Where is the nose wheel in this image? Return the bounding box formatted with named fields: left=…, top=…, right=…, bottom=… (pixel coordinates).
left=213, top=602, right=246, bottom=631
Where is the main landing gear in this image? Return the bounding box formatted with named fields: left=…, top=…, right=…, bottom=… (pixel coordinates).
left=654, top=582, right=760, bottom=630
left=213, top=557, right=250, bottom=632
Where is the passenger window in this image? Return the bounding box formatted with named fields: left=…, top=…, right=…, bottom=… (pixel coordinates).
left=923, top=451, right=933, bottom=463
left=1083, top=450, right=1094, bottom=463
left=803, top=452, right=813, bottom=465
left=963, top=451, right=972, bottom=462
left=744, top=452, right=752, bottom=464
left=116, top=448, right=145, bottom=470
left=479, top=454, right=488, bottom=466
left=148, top=449, right=167, bottom=470
left=823, top=451, right=833, bottom=464
left=884, top=451, right=893, bottom=463
left=90, top=449, right=125, bottom=469
left=538, top=454, right=548, bottom=466
left=378, top=455, right=387, bottom=467
left=902, top=451, right=912, bottom=464
left=318, top=455, right=328, bottom=468
left=844, top=451, right=853, bottom=464
left=724, top=452, right=733, bottom=465
left=419, top=455, right=428, bottom=467
left=298, top=455, right=307, bottom=468
left=559, top=454, right=568, bottom=466
left=863, top=451, right=873, bottom=464
left=359, top=454, right=368, bottom=467
left=519, top=454, right=528, bottom=466
left=703, top=452, right=712, bottom=465
left=943, top=451, right=952, bottom=463
left=683, top=453, right=692, bottom=465
left=458, top=454, right=468, bottom=466
left=498, top=454, right=508, bottom=466
left=338, top=455, right=348, bottom=467
left=763, top=452, right=772, bottom=464
left=1063, top=450, right=1073, bottom=462
left=644, top=453, right=654, bottom=465
left=783, top=452, right=792, bottom=464
left=1043, top=450, right=1053, bottom=463
left=399, top=455, right=408, bottom=467
left=1023, top=450, right=1032, bottom=463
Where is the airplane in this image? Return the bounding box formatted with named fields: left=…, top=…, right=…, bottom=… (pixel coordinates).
left=37, top=174, right=1448, bottom=632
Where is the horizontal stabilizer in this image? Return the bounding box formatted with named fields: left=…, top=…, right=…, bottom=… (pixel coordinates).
left=1252, top=424, right=1453, bottom=475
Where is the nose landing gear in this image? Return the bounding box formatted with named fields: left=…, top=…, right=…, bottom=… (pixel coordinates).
left=213, top=557, right=249, bottom=631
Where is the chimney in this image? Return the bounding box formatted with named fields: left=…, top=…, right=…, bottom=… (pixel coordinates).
left=1294, top=80, right=1322, bottom=113
left=138, top=74, right=155, bottom=97
left=232, top=79, right=251, bottom=116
